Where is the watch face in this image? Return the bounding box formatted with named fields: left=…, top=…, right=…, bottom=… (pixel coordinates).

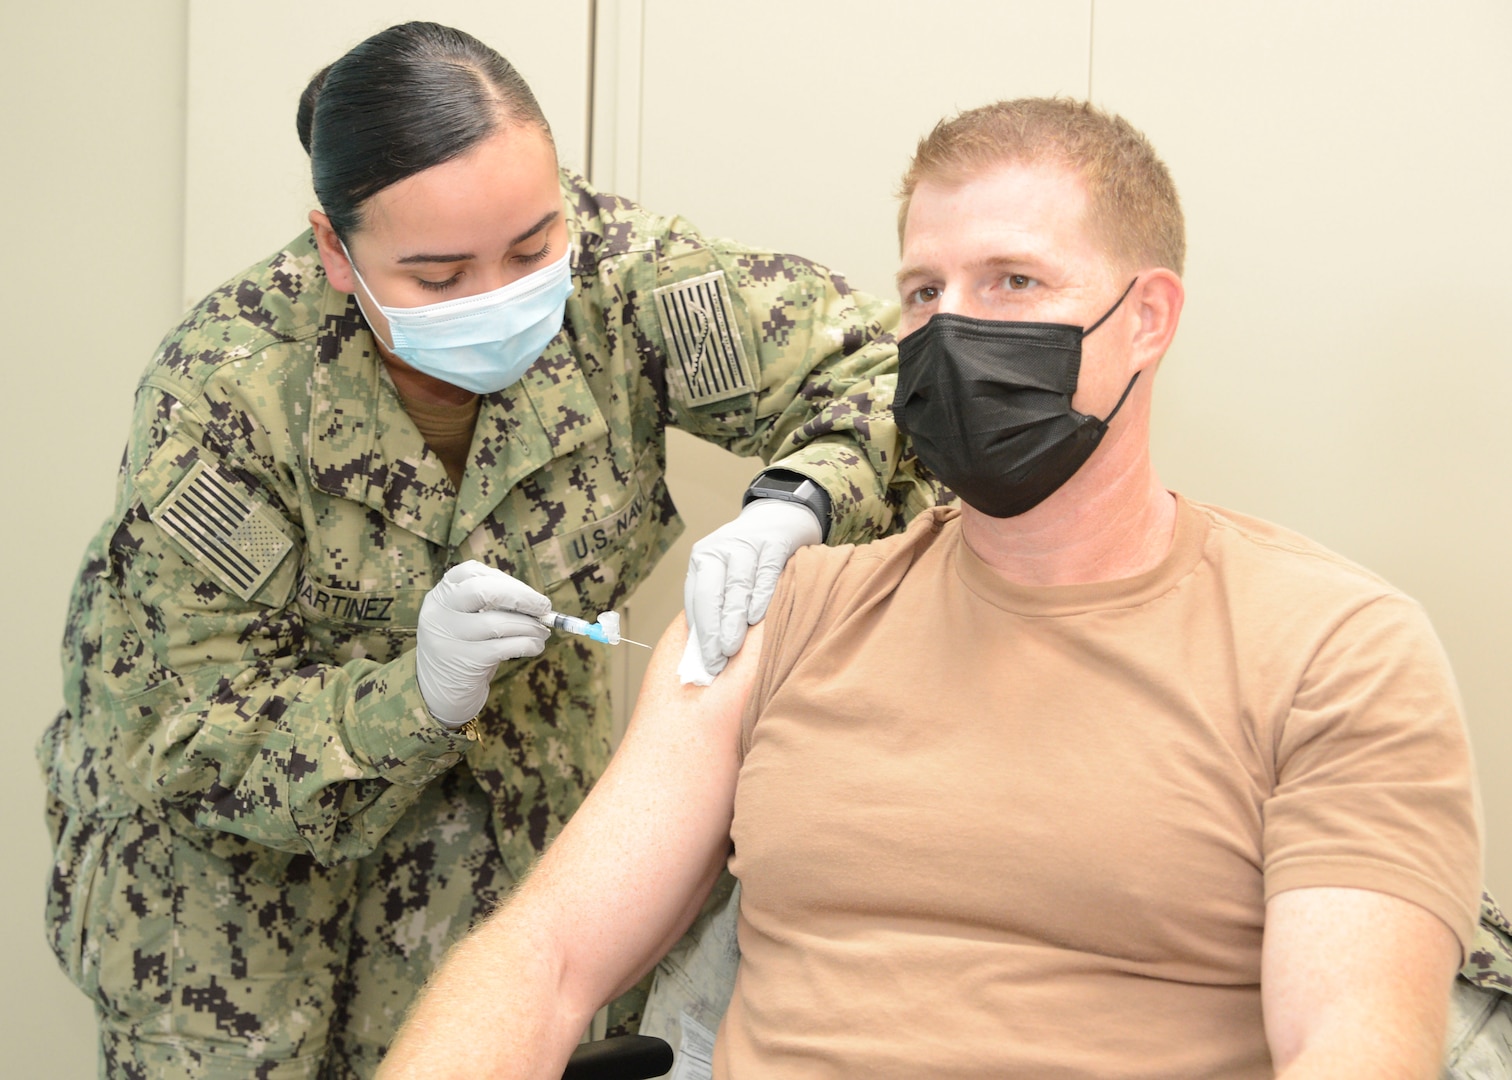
left=744, top=474, right=830, bottom=540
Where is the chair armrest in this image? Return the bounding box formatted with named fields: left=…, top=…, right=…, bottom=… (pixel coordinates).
left=563, top=1035, right=674, bottom=1079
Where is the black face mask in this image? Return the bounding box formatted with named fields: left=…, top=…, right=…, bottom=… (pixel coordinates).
left=892, top=280, right=1139, bottom=518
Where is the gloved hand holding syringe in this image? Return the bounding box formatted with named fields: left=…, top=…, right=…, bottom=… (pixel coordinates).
left=416, top=562, right=653, bottom=733
left=536, top=609, right=651, bottom=648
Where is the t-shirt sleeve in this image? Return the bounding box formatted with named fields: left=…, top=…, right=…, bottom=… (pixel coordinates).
left=1264, top=592, right=1483, bottom=955
left=738, top=508, right=957, bottom=758
left=739, top=544, right=845, bottom=759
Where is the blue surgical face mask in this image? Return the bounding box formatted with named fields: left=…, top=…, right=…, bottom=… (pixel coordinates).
left=342, top=240, right=574, bottom=395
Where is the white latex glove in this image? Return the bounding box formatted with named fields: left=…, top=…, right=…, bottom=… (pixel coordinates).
left=680, top=498, right=823, bottom=685
left=416, top=561, right=552, bottom=727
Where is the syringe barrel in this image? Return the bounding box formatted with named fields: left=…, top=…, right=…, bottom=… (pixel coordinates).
left=542, top=611, right=594, bottom=636
left=540, top=609, right=623, bottom=645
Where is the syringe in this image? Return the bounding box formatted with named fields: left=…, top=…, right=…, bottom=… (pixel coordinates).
left=537, top=609, right=651, bottom=648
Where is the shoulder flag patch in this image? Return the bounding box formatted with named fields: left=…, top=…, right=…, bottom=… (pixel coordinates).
left=653, top=270, right=754, bottom=408
left=151, top=461, right=293, bottom=601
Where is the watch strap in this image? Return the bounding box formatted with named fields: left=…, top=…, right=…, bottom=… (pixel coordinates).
left=742, top=469, right=832, bottom=542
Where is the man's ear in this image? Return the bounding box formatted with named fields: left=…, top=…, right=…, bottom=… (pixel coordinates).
left=1129, top=269, right=1184, bottom=373
left=309, top=210, right=356, bottom=294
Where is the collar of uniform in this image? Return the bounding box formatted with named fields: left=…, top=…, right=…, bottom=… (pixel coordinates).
left=306, top=280, right=455, bottom=545
left=305, top=245, right=611, bottom=550
left=447, top=279, right=609, bottom=549
left=445, top=172, right=611, bottom=548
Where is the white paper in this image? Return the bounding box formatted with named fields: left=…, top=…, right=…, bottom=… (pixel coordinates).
left=669, top=1010, right=716, bottom=1080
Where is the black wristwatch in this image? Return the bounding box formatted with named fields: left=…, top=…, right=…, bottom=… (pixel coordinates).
left=742, top=469, right=833, bottom=542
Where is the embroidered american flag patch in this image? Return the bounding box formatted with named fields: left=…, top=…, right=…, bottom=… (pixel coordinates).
left=151, top=462, right=293, bottom=601
left=653, top=270, right=754, bottom=407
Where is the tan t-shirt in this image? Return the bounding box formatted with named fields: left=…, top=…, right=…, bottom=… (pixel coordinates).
left=719, top=498, right=1481, bottom=1079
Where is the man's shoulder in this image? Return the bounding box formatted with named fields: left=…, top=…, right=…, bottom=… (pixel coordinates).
left=1179, top=493, right=1427, bottom=635
left=789, top=505, right=959, bottom=587
left=750, top=507, right=961, bottom=726
left=764, top=506, right=960, bottom=646
left=1186, top=497, right=1403, bottom=604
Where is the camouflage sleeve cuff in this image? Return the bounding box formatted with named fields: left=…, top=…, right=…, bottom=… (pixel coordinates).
left=345, top=651, right=473, bottom=787
left=1463, top=892, right=1512, bottom=991
left=764, top=439, right=891, bottom=547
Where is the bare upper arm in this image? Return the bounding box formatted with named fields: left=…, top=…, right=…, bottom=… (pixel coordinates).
left=529, top=613, right=764, bottom=1010
left=375, top=617, right=764, bottom=1079
left=1262, top=886, right=1461, bottom=1077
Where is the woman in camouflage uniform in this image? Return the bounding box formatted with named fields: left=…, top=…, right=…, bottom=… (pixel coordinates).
left=39, top=22, right=932, bottom=1079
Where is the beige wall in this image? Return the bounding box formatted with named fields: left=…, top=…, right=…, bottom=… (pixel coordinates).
left=1, top=3, right=188, bottom=1073
left=4, top=2, right=1508, bottom=1072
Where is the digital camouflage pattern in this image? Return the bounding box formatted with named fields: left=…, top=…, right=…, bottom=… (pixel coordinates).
left=42, top=769, right=506, bottom=1078
left=1464, top=892, right=1512, bottom=993
left=1444, top=894, right=1512, bottom=1079
left=38, top=169, right=936, bottom=1078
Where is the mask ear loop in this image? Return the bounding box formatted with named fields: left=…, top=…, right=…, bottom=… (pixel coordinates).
left=1083, top=277, right=1142, bottom=425
left=1082, top=277, right=1139, bottom=338
left=337, top=238, right=400, bottom=354
left=1102, top=371, right=1140, bottom=424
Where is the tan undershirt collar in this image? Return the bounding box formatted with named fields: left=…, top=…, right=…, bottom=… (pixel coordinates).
left=953, top=494, right=1210, bottom=617
left=395, top=388, right=481, bottom=490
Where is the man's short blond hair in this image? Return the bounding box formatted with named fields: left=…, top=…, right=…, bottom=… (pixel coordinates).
left=899, top=98, right=1185, bottom=276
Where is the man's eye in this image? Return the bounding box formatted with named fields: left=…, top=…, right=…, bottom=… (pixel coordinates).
left=908, top=285, right=940, bottom=305
left=1007, top=274, right=1033, bottom=290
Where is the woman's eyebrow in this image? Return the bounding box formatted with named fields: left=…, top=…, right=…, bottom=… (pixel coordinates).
left=508, top=209, right=559, bottom=247
left=396, top=250, right=474, bottom=265
left=396, top=211, right=561, bottom=265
